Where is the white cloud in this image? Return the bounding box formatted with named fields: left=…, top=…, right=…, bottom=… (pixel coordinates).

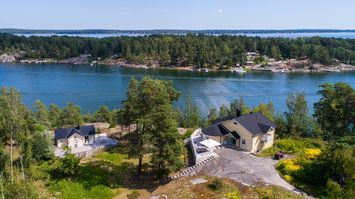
left=217, top=9, right=223, bottom=14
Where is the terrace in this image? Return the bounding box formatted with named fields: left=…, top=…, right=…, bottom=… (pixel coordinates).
left=190, top=128, right=220, bottom=164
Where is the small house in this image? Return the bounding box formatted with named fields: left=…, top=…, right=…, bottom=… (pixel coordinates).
left=54, top=125, right=96, bottom=149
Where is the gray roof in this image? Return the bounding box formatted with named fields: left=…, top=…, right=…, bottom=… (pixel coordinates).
left=54, top=125, right=95, bottom=141
left=201, top=123, right=230, bottom=137
left=235, top=112, right=276, bottom=135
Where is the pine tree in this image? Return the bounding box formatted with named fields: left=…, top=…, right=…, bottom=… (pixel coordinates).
left=58, top=102, right=83, bottom=127
left=33, top=100, right=51, bottom=129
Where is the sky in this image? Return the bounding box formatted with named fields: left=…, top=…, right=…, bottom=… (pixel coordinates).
left=1, top=0, right=355, bottom=30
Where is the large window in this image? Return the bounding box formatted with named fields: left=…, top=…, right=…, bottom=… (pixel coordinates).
left=242, top=139, right=246, bottom=144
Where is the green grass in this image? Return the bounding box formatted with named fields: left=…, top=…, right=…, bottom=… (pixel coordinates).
left=94, top=152, right=129, bottom=166
left=53, top=180, right=115, bottom=199
left=258, top=138, right=326, bottom=157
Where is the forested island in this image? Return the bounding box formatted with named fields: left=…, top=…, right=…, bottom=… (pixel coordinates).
left=1, top=33, right=355, bottom=72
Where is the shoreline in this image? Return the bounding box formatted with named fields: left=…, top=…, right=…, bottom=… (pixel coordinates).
left=1, top=58, right=355, bottom=74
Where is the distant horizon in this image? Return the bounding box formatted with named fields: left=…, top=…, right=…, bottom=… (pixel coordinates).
left=1, top=0, right=355, bottom=30
left=2, top=28, right=355, bottom=33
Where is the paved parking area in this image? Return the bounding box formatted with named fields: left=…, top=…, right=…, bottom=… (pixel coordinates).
left=196, top=148, right=295, bottom=191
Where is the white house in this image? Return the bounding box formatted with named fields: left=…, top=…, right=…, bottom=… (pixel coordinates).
left=54, top=125, right=96, bottom=149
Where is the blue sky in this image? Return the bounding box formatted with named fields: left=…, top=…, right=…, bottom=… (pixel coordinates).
left=1, top=0, right=355, bottom=29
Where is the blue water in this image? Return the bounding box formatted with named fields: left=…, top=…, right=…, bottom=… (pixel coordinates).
left=15, top=32, right=355, bottom=39
left=0, top=63, right=354, bottom=115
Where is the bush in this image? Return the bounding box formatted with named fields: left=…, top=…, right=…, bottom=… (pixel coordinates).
left=29, top=159, right=60, bottom=180
left=127, top=190, right=140, bottom=199
left=326, top=179, right=343, bottom=199
left=224, top=190, right=240, bottom=199
left=208, top=178, right=223, bottom=191
left=258, top=138, right=326, bottom=157
left=3, top=180, right=38, bottom=199
left=59, top=153, right=80, bottom=176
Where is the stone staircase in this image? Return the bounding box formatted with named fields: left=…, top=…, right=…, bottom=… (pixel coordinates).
left=169, top=155, right=216, bottom=180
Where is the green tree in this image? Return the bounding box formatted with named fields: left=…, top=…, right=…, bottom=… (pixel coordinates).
left=0, top=87, right=33, bottom=181
left=207, top=107, right=218, bottom=125
left=48, top=104, right=62, bottom=128
left=285, top=93, right=313, bottom=137
left=83, top=112, right=93, bottom=123
left=121, top=77, right=139, bottom=133
left=182, top=97, right=201, bottom=128
left=33, top=100, right=51, bottom=129
left=32, top=131, right=54, bottom=162
left=219, top=104, right=230, bottom=118
left=94, top=106, right=112, bottom=123
left=58, top=102, right=83, bottom=127
left=122, top=77, right=182, bottom=173
left=273, top=113, right=287, bottom=138
left=270, top=45, right=282, bottom=60
left=314, top=83, right=354, bottom=138
left=322, top=142, right=354, bottom=187
left=150, top=108, right=183, bottom=172
left=252, top=102, right=274, bottom=121
left=60, top=152, right=80, bottom=176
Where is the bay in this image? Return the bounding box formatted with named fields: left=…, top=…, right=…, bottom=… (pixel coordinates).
left=0, top=63, right=354, bottom=115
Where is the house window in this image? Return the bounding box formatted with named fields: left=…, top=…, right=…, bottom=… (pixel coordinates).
left=242, top=139, right=246, bottom=144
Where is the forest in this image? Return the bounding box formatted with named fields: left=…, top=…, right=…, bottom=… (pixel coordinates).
left=1, top=33, right=355, bottom=67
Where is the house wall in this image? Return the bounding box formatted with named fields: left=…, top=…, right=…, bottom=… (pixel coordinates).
left=222, top=120, right=253, bottom=152
left=88, top=135, right=95, bottom=144
left=57, top=139, right=67, bottom=148
left=251, top=128, right=275, bottom=153
left=207, top=135, right=223, bottom=143
left=68, top=133, right=86, bottom=149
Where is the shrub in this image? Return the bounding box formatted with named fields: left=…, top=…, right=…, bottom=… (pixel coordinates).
left=59, top=153, right=80, bottom=176
left=208, top=178, right=223, bottom=191
left=224, top=190, right=240, bottom=199
left=304, top=148, right=321, bottom=159
left=284, top=175, right=293, bottom=182
left=259, top=138, right=326, bottom=157
left=127, top=190, right=140, bottom=199
left=29, top=158, right=61, bottom=180
left=3, top=180, right=38, bottom=199
left=326, top=179, right=343, bottom=199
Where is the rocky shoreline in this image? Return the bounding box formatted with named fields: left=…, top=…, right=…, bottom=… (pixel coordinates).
left=1, top=53, right=354, bottom=73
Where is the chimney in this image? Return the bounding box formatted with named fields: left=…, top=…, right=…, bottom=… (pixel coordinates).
left=75, top=125, right=80, bottom=130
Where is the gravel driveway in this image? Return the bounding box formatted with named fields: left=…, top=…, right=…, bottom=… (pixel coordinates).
left=196, top=148, right=296, bottom=191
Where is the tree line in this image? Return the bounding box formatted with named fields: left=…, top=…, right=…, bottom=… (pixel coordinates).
left=1, top=33, right=355, bottom=67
